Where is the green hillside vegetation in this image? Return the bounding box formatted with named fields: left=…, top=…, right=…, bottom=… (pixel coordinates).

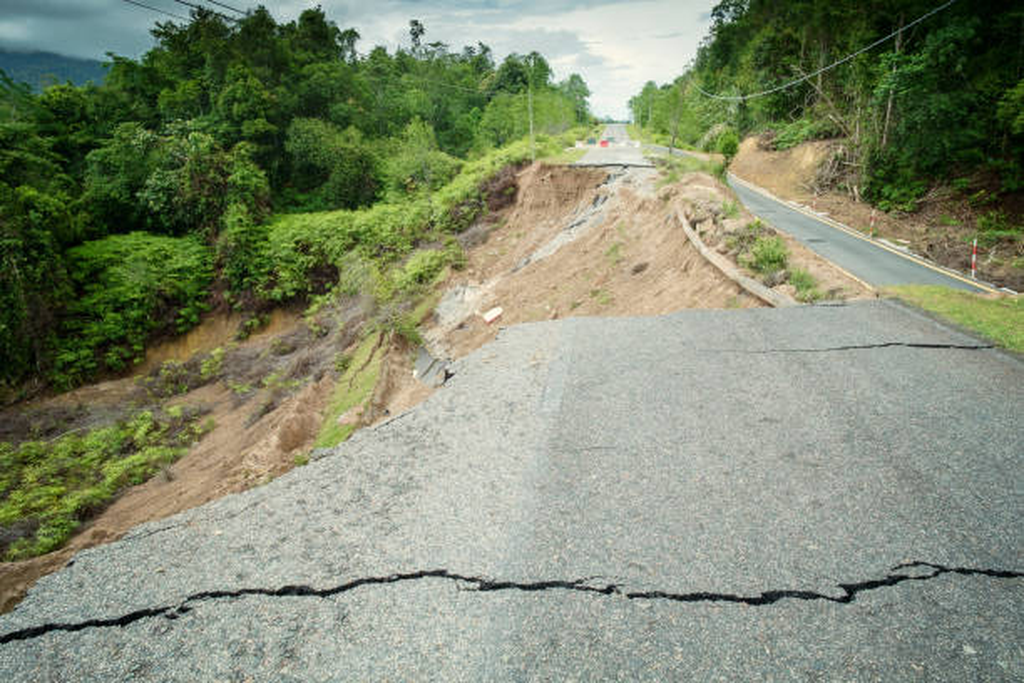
left=630, top=1, right=1022, bottom=219
left=0, top=7, right=593, bottom=395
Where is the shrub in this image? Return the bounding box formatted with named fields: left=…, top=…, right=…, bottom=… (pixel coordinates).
left=746, top=235, right=788, bottom=274
left=789, top=267, right=823, bottom=302
left=393, top=249, right=448, bottom=294
left=52, top=232, right=213, bottom=388
left=717, top=129, right=739, bottom=163
left=772, top=118, right=839, bottom=150
left=217, top=203, right=271, bottom=297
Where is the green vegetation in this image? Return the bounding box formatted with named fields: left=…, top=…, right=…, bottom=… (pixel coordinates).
left=0, top=408, right=212, bottom=560
left=789, top=267, right=823, bottom=303
left=629, top=1, right=1023, bottom=218
left=745, top=236, right=788, bottom=275
left=52, top=233, right=214, bottom=389
left=655, top=153, right=724, bottom=186
left=772, top=118, right=839, bottom=151
left=974, top=210, right=1023, bottom=248
left=0, top=7, right=594, bottom=393
left=589, top=288, right=613, bottom=306
left=727, top=221, right=827, bottom=300
left=605, top=242, right=624, bottom=266
left=887, top=286, right=1023, bottom=352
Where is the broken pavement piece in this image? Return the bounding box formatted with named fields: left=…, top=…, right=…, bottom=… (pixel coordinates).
left=414, top=346, right=451, bottom=388
left=482, top=306, right=503, bottom=324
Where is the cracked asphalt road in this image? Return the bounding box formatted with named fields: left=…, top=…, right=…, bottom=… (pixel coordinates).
left=1, top=301, right=1021, bottom=680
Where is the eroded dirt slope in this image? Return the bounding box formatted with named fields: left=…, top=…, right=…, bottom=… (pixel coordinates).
left=428, top=163, right=762, bottom=358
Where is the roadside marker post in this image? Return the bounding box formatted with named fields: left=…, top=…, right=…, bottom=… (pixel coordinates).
left=870, top=209, right=877, bottom=237
left=971, top=238, right=978, bottom=279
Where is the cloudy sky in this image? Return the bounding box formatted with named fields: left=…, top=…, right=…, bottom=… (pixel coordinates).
left=0, top=0, right=716, bottom=119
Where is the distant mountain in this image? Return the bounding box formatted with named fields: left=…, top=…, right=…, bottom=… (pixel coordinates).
left=0, top=49, right=107, bottom=90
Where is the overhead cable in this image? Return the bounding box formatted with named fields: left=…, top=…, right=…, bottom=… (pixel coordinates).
left=171, top=0, right=238, bottom=23
left=696, top=0, right=958, bottom=101
left=203, top=0, right=246, bottom=14
left=121, top=0, right=189, bottom=22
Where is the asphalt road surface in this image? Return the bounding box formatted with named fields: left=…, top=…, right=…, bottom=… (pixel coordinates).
left=728, top=176, right=995, bottom=293
left=575, top=123, right=651, bottom=166
left=648, top=144, right=994, bottom=293
left=1, top=301, right=1021, bottom=680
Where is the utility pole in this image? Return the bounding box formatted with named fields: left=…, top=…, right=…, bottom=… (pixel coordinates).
left=527, top=55, right=536, bottom=162
left=528, top=83, right=535, bottom=162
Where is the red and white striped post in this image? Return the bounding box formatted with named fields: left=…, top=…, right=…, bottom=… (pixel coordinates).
left=971, top=237, right=978, bottom=279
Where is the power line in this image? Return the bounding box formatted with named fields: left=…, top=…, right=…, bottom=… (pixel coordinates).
left=696, top=0, right=958, bottom=101
left=203, top=0, right=245, bottom=14
left=170, top=0, right=239, bottom=23
left=121, top=0, right=190, bottom=22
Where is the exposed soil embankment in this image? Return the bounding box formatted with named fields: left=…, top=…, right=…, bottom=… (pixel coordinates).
left=428, top=164, right=762, bottom=359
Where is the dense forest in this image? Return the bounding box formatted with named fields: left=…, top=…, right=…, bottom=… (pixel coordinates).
left=630, top=0, right=1023, bottom=215
left=0, top=6, right=593, bottom=393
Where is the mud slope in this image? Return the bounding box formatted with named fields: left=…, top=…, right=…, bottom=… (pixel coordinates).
left=430, top=164, right=762, bottom=358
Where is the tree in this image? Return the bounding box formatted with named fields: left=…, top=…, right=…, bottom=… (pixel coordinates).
left=559, top=73, right=591, bottom=123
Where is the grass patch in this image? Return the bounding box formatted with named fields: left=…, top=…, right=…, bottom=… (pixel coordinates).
left=589, top=288, right=613, bottom=306
left=886, top=285, right=1024, bottom=352
left=743, top=236, right=788, bottom=275
left=789, top=267, right=823, bottom=302
left=0, top=408, right=212, bottom=560
left=605, top=242, right=624, bottom=266
left=722, top=199, right=740, bottom=219
left=654, top=153, right=726, bottom=188
left=541, top=147, right=587, bottom=165
left=313, top=333, right=384, bottom=449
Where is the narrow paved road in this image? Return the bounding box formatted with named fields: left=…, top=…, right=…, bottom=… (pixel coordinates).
left=648, top=145, right=996, bottom=293
left=1, top=301, right=1021, bottom=680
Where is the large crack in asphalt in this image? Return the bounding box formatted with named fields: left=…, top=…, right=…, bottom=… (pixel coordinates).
left=701, top=341, right=994, bottom=354
left=1, top=561, right=1019, bottom=645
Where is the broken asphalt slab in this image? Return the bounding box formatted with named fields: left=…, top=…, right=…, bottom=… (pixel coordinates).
left=0, top=301, right=1021, bottom=680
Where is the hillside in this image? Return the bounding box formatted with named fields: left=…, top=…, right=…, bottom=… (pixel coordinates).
left=0, top=7, right=595, bottom=397
left=0, top=49, right=106, bottom=89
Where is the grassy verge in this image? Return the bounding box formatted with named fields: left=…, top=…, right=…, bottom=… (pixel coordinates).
left=886, top=285, right=1023, bottom=352
left=0, top=407, right=213, bottom=560
left=542, top=147, right=587, bottom=164
left=654, top=153, right=725, bottom=186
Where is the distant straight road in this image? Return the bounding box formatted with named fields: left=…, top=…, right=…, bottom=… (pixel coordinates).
left=648, top=144, right=997, bottom=293
left=575, top=123, right=651, bottom=167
